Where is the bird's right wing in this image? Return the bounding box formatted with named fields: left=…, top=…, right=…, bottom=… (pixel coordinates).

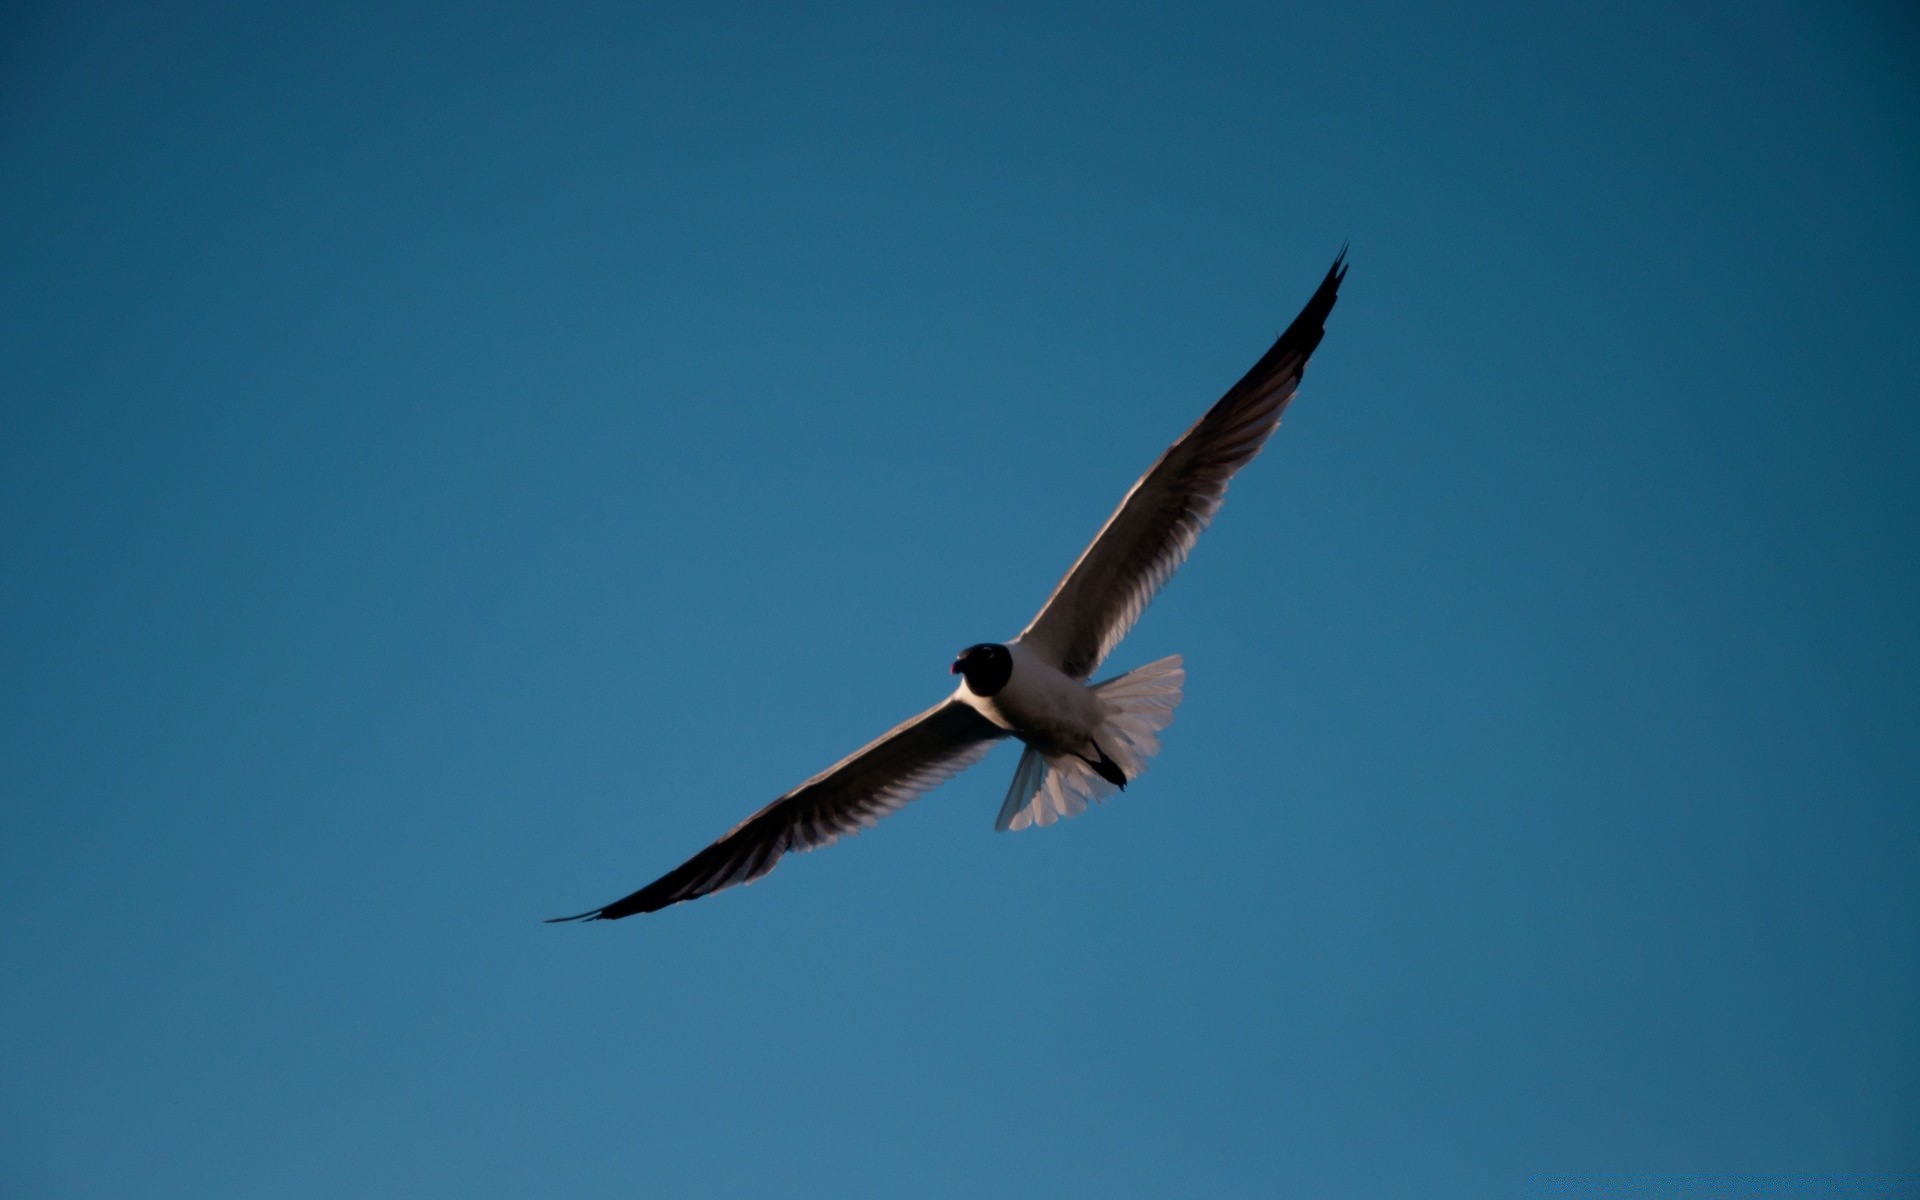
left=1016, top=253, right=1345, bottom=679
left=548, top=698, right=1006, bottom=920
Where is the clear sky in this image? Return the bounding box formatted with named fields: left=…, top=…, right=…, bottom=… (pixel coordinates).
left=2, top=2, right=1916, bottom=1197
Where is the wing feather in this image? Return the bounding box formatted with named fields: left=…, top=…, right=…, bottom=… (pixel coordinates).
left=1016, top=253, right=1346, bottom=679
left=549, top=698, right=1005, bottom=920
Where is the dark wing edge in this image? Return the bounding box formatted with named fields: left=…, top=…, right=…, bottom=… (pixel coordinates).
left=1016, top=251, right=1347, bottom=679
left=546, top=698, right=1006, bottom=921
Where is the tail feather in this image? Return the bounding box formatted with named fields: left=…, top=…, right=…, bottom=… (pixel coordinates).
left=995, top=655, right=1185, bottom=833
left=995, top=745, right=1050, bottom=831
left=1090, top=653, right=1184, bottom=781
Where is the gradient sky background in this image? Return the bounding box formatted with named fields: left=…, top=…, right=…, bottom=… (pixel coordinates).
left=3, top=2, right=1917, bottom=1197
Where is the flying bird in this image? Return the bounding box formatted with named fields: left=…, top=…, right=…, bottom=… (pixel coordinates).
left=550, top=253, right=1346, bottom=920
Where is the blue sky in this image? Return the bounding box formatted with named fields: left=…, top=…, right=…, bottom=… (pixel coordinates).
left=2, top=2, right=1916, bottom=1197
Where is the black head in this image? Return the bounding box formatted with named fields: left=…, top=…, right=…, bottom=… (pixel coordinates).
left=950, top=643, right=1012, bottom=696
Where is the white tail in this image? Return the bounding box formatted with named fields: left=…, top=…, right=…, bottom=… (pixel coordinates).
left=995, top=655, right=1185, bottom=831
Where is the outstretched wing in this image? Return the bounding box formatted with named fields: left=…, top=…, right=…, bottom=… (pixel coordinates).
left=549, top=698, right=1006, bottom=920
left=1016, top=253, right=1346, bottom=679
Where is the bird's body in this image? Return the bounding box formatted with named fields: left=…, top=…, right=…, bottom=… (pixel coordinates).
left=956, top=641, right=1094, bottom=746
left=551, top=252, right=1346, bottom=921
left=951, top=639, right=1183, bottom=819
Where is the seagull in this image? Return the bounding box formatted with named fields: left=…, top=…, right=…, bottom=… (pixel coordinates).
left=549, top=253, right=1346, bottom=920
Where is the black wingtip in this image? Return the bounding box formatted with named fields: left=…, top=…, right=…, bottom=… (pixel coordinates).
left=1320, top=244, right=1349, bottom=296
left=543, top=908, right=607, bottom=924
left=1211, top=248, right=1348, bottom=405
left=1309, top=247, right=1349, bottom=314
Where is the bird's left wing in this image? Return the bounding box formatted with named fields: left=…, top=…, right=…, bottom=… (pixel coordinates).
left=548, top=698, right=1006, bottom=920
left=1016, top=253, right=1345, bottom=679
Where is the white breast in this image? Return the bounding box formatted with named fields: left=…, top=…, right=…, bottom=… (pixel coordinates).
left=955, top=640, right=1101, bottom=751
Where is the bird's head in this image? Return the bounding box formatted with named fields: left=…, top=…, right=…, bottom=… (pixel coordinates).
left=950, top=643, right=1012, bottom=697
